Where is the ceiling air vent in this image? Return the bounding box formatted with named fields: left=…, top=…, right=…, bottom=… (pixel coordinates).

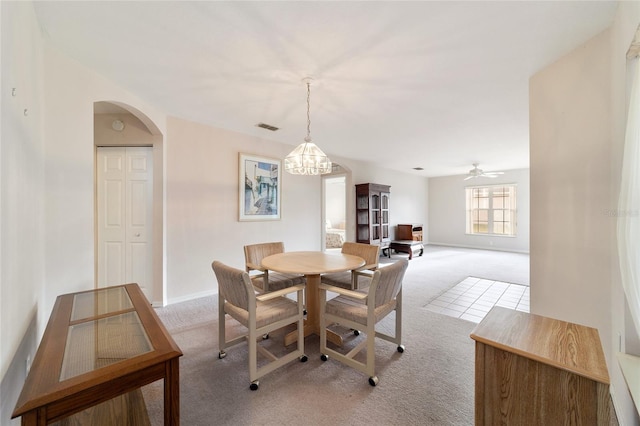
left=256, top=122, right=279, bottom=132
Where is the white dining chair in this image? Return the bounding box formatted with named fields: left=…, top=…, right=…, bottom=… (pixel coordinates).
left=212, top=260, right=307, bottom=390
left=319, top=258, right=408, bottom=386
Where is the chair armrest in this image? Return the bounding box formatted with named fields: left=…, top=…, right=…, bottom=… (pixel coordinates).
left=246, top=262, right=265, bottom=272
left=355, top=263, right=377, bottom=272
left=319, top=283, right=368, bottom=300
left=352, top=269, right=375, bottom=289
left=256, top=284, right=305, bottom=301
left=354, top=269, right=374, bottom=278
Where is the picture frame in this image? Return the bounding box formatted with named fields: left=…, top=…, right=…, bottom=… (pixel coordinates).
left=239, top=153, right=281, bottom=221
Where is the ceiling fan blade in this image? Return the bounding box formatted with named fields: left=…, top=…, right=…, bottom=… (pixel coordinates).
left=464, top=163, right=504, bottom=180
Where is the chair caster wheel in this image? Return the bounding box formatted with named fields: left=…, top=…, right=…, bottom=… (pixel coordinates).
left=320, top=354, right=328, bottom=361
left=353, top=329, right=360, bottom=336
left=368, top=376, right=379, bottom=387
left=262, top=333, right=269, bottom=340
left=300, top=355, right=308, bottom=362
left=397, top=345, right=405, bottom=353
left=218, top=351, right=226, bottom=359
left=250, top=381, right=259, bottom=391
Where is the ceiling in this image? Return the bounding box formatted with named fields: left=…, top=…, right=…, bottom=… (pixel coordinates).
left=33, top=1, right=618, bottom=177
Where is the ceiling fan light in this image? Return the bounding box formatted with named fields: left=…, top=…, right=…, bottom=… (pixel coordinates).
left=464, top=163, right=504, bottom=180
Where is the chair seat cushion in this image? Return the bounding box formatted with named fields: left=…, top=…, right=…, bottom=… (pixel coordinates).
left=321, top=271, right=373, bottom=290
left=326, top=295, right=396, bottom=327
left=320, top=271, right=353, bottom=289
left=251, top=272, right=305, bottom=292
left=225, top=297, right=299, bottom=329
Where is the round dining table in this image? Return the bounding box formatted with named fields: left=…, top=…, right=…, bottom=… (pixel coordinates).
left=261, top=251, right=365, bottom=347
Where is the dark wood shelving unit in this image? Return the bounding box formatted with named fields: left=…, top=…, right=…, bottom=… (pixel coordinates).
left=355, top=183, right=390, bottom=255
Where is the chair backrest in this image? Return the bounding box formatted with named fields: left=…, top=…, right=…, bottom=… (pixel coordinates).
left=212, top=261, right=254, bottom=311
left=244, top=242, right=285, bottom=269
left=370, top=259, right=408, bottom=307
left=341, top=242, right=380, bottom=269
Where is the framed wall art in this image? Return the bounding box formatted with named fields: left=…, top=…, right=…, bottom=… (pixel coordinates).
left=239, top=153, right=281, bottom=221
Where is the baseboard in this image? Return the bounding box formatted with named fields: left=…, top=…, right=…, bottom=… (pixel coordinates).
left=165, top=289, right=216, bottom=306
left=1, top=311, right=38, bottom=426
left=426, top=242, right=530, bottom=254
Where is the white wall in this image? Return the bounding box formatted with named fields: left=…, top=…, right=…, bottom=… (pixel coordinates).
left=530, top=2, right=640, bottom=423
left=428, top=169, right=530, bottom=253
left=325, top=176, right=346, bottom=229
left=1, top=4, right=45, bottom=424
left=530, top=22, right=611, bottom=358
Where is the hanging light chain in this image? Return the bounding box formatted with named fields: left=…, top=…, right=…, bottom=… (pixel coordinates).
left=306, top=81, right=312, bottom=142
left=284, top=76, right=331, bottom=175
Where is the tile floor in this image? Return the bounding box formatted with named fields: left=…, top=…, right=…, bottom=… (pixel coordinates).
left=425, top=276, right=529, bottom=323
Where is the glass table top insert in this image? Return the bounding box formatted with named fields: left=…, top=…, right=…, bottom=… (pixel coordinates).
left=61, top=287, right=152, bottom=381
left=70, top=286, right=134, bottom=321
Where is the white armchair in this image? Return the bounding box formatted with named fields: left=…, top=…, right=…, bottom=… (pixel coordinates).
left=212, top=261, right=307, bottom=390
left=320, top=242, right=380, bottom=290
left=319, top=259, right=408, bottom=386
left=244, top=242, right=305, bottom=292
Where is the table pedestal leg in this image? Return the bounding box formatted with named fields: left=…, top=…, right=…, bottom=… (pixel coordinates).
left=284, top=274, right=343, bottom=347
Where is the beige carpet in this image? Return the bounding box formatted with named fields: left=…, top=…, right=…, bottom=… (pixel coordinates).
left=142, top=245, right=529, bottom=425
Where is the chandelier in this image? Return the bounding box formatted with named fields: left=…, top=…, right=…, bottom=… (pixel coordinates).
left=284, top=78, right=332, bottom=175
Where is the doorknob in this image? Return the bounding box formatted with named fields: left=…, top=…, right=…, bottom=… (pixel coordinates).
left=135, top=233, right=141, bottom=237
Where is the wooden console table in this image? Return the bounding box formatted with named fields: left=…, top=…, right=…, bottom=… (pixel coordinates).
left=12, top=284, right=182, bottom=425
left=389, top=240, right=424, bottom=259
left=470, top=307, right=610, bottom=425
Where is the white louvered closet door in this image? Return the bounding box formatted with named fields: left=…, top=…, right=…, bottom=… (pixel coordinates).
left=97, top=147, right=153, bottom=301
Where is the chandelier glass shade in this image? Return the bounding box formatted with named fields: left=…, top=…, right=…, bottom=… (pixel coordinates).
left=284, top=78, right=332, bottom=175
left=284, top=138, right=332, bottom=175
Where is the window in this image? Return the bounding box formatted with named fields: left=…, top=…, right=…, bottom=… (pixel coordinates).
left=466, top=185, right=517, bottom=236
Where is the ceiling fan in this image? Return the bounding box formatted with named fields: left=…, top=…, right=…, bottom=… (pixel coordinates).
left=464, top=163, right=504, bottom=180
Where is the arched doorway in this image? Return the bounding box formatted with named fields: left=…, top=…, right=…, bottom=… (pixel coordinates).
left=93, top=101, right=165, bottom=306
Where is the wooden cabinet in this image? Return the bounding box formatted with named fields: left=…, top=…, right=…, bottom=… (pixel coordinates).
left=397, top=224, right=422, bottom=241
left=356, top=183, right=390, bottom=251
left=470, top=307, right=610, bottom=425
